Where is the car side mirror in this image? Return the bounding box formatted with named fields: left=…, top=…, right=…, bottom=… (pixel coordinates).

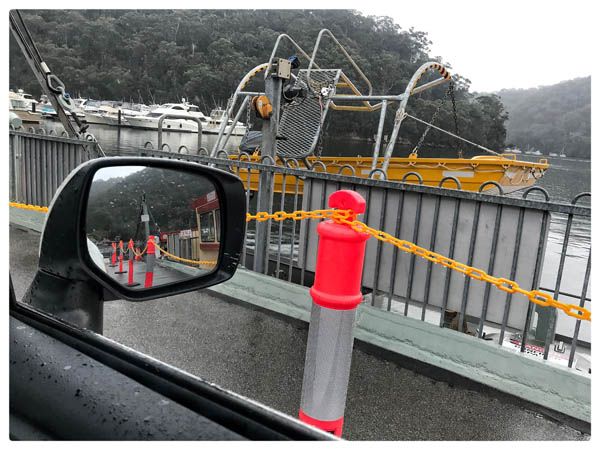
left=23, top=157, right=246, bottom=333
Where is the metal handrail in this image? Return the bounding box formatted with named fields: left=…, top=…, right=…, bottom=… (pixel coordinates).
left=306, top=29, right=373, bottom=98
left=264, top=34, right=317, bottom=81
left=157, top=113, right=203, bottom=152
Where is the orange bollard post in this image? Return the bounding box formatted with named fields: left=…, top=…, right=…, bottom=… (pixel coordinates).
left=114, top=240, right=127, bottom=274
left=298, top=190, right=370, bottom=437
left=109, top=242, right=117, bottom=267
left=126, top=239, right=140, bottom=287
left=144, top=236, right=156, bottom=288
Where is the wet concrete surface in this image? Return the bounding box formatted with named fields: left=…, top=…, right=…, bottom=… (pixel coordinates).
left=10, top=225, right=590, bottom=440
left=102, top=256, right=191, bottom=289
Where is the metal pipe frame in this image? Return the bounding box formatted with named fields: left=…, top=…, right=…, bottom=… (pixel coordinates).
left=157, top=113, right=203, bottom=152
left=306, top=29, right=373, bottom=98
left=381, top=62, right=453, bottom=175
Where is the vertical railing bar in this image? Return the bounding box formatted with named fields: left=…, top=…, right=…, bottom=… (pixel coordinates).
left=404, top=192, right=424, bottom=316
left=58, top=142, right=65, bottom=196
left=520, top=212, right=550, bottom=353
left=41, top=139, right=48, bottom=206
left=458, top=201, right=482, bottom=332
left=288, top=176, right=301, bottom=282
left=439, top=198, right=462, bottom=327
left=241, top=164, right=252, bottom=267
left=263, top=166, right=275, bottom=276
left=275, top=174, right=288, bottom=279
left=9, top=134, right=15, bottom=201
left=15, top=135, right=22, bottom=203
left=28, top=137, right=34, bottom=205
left=386, top=191, right=406, bottom=311
left=498, top=208, right=525, bottom=345
left=477, top=204, right=503, bottom=338
left=543, top=212, right=574, bottom=360
left=568, top=249, right=591, bottom=368
left=254, top=164, right=265, bottom=273
left=23, top=138, right=30, bottom=204
left=360, top=186, right=373, bottom=292
left=54, top=140, right=61, bottom=196
left=422, top=195, right=441, bottom=321
left=300, top=178, right=314, bottom=286
left=372, top=188, right=388, bottom=307
left=34, top=138, right=40, bottom=205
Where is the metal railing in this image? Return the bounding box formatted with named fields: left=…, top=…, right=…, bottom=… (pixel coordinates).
left=137, top=148, right=591, bottom=372
left=7, top=129, right=591, bottom=373
left=9, top=128, right=103, bottom=206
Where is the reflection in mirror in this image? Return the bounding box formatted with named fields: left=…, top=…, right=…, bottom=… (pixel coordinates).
left=86, top=166, right=220, bottom=290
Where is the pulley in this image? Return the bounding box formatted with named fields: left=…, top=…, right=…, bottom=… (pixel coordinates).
left=252, top=95, right=273, bottom=119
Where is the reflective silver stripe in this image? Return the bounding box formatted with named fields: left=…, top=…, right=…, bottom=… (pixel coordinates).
left=300, top=303, right=356, bottom=421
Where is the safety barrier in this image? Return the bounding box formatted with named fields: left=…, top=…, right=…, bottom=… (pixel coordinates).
left=7, top=131, right=591, bottom=370
left=9, top=129, right=103, bottom=206
left=137, top=150, right=590, bottom=369
left=246, top=208, right=590, bottom=322
left=251, top=189, right=590, bottom=437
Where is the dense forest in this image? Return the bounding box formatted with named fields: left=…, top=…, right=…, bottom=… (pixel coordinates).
left=11, top=10, right=514, bottom=153
left=497, top=77, right=591, bottom=159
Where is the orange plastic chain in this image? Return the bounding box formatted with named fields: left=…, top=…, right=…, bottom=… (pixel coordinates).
left=247, top=209, right=591, bottom=322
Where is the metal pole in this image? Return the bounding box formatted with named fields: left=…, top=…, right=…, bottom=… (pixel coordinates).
left=217, top=95, right=249, bottom=153
left=370, top=100, right=388, bottom=172
left=141, top=194, right=151, bottom=242
left=253, top=74, right=282, bottom=274
left=299, top=190, right=370, bottom=437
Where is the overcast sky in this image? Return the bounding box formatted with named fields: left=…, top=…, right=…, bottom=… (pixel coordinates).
left=359, top=0, right=593, bottom=92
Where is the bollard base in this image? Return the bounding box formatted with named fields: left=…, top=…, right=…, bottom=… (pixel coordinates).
left=126, top=282, right=140, bottom=287
left=298, top=409, right=343, bottom=437
left=114, top=270, right=127, bottom=274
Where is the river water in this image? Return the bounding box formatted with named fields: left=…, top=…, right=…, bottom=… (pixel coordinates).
left=39, top=121, right=592, bottom=343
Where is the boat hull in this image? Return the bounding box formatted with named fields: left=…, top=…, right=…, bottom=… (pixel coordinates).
left=230, top=155, right=549, bottom=195
left=122, top=116, right=246, bottom=135
left=11, top=110, right=41, bottom=124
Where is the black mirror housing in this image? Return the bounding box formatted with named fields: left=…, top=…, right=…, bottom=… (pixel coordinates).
left=26, top=157, right=246, bottom=331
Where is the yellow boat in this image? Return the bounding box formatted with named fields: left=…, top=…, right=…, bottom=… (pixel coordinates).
left=230, top=153, right=548, bottom=195
left=214, top=30, right=549, bottom=195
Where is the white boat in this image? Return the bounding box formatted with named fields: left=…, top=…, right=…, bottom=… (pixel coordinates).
left=206, top=107, right=247, bottom=136
left=9, top=89, right=41, bottom=123
left=549, top=152, right=559, bottom=157
left=531, top=150, right=542, bottom=156
left=503, top=147, right=522, bottom=155
left=84, top=104, right=127, bottom=126
left=123, top=102, right=246, bottom=135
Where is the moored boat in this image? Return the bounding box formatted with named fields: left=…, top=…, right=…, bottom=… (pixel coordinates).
left=230, top=153, right=548, bottom=194
left=9, top=89, right=41, bottom=123
left=212, top=29, right=549, bottom=195
left=122, top=102, right=246, bottom=135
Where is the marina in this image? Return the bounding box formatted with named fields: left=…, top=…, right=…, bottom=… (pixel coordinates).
left=8, top=9, right=591, bottom=441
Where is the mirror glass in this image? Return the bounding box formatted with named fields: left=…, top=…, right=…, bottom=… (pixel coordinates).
left=86, top=165, right=220, bottom=290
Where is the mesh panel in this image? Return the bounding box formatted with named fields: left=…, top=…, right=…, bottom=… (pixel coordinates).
left=276, top=69, right=341, bottom=158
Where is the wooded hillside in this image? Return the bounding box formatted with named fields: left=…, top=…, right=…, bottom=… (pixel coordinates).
left=11, top=10, right=511, bottom=152
left=497, top=77, right=590, bottom=158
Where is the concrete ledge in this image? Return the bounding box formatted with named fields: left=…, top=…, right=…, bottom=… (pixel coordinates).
left=9, top=207, right=46, bottom=233
left=209, top=267, right=591, bottom=423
